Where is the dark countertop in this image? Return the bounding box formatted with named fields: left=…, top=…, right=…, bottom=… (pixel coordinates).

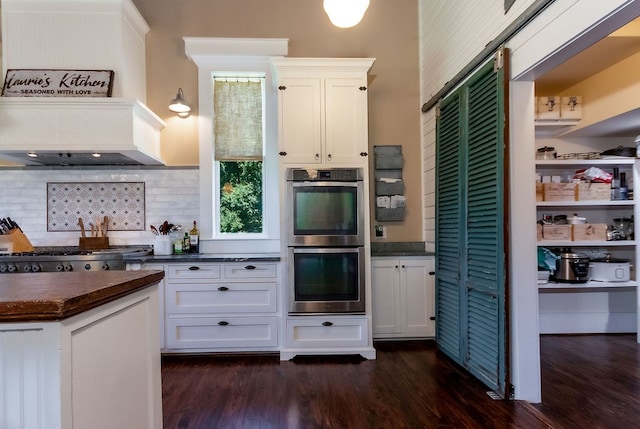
left=371, top=241, right=434, bottom=257
left=0, top=270, right=164, bottom=322
left=126, top=253, right=281, bottom=264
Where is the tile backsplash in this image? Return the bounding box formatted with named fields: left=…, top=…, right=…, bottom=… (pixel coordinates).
left=0, top=168, right=199, bottom=247
left=47, top=181, right=146, bottom=232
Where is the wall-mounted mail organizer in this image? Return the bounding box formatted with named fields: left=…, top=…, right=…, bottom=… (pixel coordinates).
left=374, top=145, right=406, bottom=221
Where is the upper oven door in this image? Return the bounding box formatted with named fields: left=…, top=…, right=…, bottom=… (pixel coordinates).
left=287, top=180, right=364, bottom=247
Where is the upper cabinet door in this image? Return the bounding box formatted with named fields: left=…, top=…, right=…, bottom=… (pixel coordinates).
left=274, top=58, right=375, bottom=167
left=277, top=77, right=324, bottom=164
left=324, top=78, right=369, bottom=165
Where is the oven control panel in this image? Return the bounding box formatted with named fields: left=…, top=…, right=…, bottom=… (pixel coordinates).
left=287, top=168, right=363, bottom=182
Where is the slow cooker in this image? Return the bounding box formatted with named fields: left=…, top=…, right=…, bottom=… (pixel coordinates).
left=590, top=254, right=631, bottom=282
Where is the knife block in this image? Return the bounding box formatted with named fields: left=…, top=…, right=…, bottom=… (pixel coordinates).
left=79, top=237, right=110, bottom=250
left=0, top=229, right=35, bottom=253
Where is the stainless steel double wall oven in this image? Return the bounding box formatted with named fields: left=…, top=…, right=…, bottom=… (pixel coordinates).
left=286, top=168, right=365, bottom=314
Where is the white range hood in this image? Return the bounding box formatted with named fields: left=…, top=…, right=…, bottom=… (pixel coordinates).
left=0, top=97, right=166, bottom=166
left=0, top=0, right=166, bottom=166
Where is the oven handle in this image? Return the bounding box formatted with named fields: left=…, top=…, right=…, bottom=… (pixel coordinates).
left=291, top=247, right=363, bottom=254
left=290, top=181, right=360, bottom=187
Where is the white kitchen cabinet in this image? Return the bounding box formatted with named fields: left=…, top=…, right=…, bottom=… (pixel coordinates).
left=281, top=315, right=375, bottom=360
left=140, top=263, right=167, bottom=349
left=273, top=58, right=375, bottom=166
left=371, top=256, right=435, bottom=338
left=163, top=262, right=280, bottom=352
left=0, top=286, right=162, bottom=429
left=536, top=157, right=639, bottom=334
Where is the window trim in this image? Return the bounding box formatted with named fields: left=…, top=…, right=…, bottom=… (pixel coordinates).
left=184, top=37, right=288, bottom=247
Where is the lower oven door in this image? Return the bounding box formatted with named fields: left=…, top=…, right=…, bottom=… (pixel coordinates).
left=288, top=246, right=365, bottom=314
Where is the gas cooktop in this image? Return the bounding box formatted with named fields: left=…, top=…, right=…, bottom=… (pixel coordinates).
left=0, top=246, right=152, bottom=273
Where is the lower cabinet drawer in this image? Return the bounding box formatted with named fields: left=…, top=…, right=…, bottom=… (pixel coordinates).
left=166, top=316, right=278, bottom=349
left=166, top=282, right=277, bottom=314
left=286, top=317, right=369, bottom=348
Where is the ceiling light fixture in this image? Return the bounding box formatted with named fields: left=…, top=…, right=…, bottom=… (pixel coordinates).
left=168, top=88, right=191, bottom=118
left=323, top=0, right=370, bottom=28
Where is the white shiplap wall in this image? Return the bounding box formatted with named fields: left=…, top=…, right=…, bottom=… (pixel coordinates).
left=0, top=168, right=199, bottom=247
left=418, top=0, right=537, bottom=251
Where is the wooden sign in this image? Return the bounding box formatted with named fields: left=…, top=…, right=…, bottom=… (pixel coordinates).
left=1, top=69, right=114, bottom=97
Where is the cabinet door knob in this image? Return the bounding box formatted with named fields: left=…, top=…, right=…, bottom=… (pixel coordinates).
left=321, top=321, right=333, bottom=327
left=278, top=85, right=286, bottom=90
left=395, top=265, right=399, bottom=269
left=327, top=154, right=332, bottom=161
left=188, top=266, right=200, bottom=271
left=218, top=286, right=229, bottom=291
left=315, top=153, right=320, bottom=160
left=218, top=321, right=229, bottom=326
left=244, top=265, right=256, bottom=270
left=360, top=152, right=368, bottom=157
left=278, top=151, right=287, bottom=156
left=401, top=265, right=406, bottom=269
left=359, top=86, right=367, bottom=91
left=429, top=316, right=436, bottom=321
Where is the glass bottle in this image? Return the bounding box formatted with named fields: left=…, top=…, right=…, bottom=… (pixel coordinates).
left=189, top=220, right=200, bottom=253
left=183, top=232, right=190, bottom=253
left=619, top=172, right=628, bottom=200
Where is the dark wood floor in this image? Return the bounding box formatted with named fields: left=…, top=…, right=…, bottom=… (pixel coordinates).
left=161, top=334, right=640, bottom=429
left=531, top=334, right=640, bottom=429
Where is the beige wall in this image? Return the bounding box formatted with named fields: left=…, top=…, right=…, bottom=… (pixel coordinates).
left=132, top=0, right=421, bottom=242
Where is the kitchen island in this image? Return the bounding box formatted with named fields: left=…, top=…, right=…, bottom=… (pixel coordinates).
left=0, top=270, right=164, bottom=429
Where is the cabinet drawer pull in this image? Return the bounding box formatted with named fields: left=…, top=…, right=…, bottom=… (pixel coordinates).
left=279, top=151, right=287, bottom=156
left=218, top=286, right=229, bottom=291
left=244, top=265, right=256, bottom=270
left=321, top=321, right=333, bottom=327
left=218, top=321, right=229, bottom=326
left=429, top=271, right=436, bottom=276
left=359, top=86, right=367, bottom=91
left=188, top=266, right=200, bottom=271
left=359, top=152, right=369, bottom=157
left=278, top=85, right=286, bottom=90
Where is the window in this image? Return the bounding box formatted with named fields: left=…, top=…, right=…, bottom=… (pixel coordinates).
left=213, top=77, right=265, bottom=234
left=184, top=37, right=288, bottom=252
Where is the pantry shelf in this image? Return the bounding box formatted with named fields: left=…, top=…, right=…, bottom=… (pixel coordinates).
left=539, top=281, right=637, bottom=290
left=536, top=200, right=634, bottom=207
left=535, top=159, right=635, bottom=168
left=537, top=240, right=635, bottom=247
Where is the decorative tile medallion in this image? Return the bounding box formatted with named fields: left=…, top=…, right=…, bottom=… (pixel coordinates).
left=47, top=182, right=145, bottom=231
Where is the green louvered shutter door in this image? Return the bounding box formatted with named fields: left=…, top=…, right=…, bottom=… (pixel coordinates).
left=465, top=59, right=506, bottom=395
left=435, top=51, right=508, bottom=397
left=435, top=92, right=464, bottom=362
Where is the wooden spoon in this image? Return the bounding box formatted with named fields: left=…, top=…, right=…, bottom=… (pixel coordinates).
left=77, top=218, right=86, bottom=238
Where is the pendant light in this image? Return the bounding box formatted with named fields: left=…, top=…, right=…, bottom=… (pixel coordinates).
left=323, top=0, right=370, bottom=28
left=168, top=88, right=191, bottom=118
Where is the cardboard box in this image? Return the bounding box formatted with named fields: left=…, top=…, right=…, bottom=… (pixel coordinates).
left=577, top=182, right=610, bottom=201
left=536, top=182, right=544, bottom=202
left=572, top=224, right=608, bottom=241
left=542, top=224, right=571, bottom=241
left=560, top=96, right=582, bottom=120
left=537, top=96, right=561, bottom=120
left=543, top=183, right=577, bottom=201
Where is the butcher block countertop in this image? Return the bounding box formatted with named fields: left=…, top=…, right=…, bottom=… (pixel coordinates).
left=0, top=270, right=164, bottom=322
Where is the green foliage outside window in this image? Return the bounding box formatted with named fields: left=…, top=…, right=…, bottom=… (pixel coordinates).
left=219, top=160, right=263, bottom=233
